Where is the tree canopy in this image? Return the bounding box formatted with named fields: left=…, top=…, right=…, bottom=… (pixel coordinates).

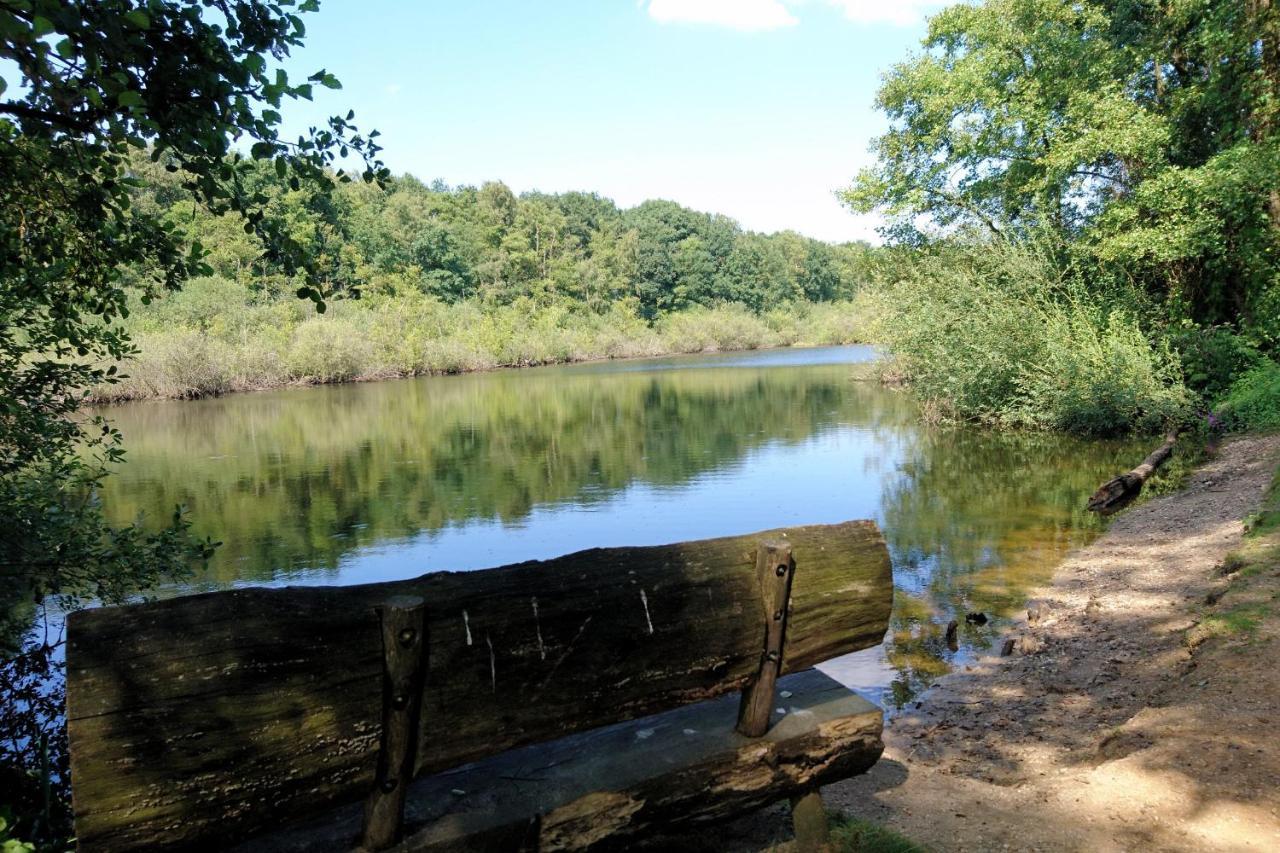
left=0, top=2, right=383, bottom=840
left=1, top=0, right=386, bottom=613
left=124, top=163, right=874, bottom=322
left=846, top=0, right=1280, bottom=342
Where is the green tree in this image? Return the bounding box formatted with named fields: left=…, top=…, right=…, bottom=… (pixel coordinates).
left=845, top=0, right=1280, bottom=340
left=0, top=1, right=383, bottom=844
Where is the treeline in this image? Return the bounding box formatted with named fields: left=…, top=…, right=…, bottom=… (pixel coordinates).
left=127, top=156, right=873, bottom=317
left=95, top=158, right=879, bottom=401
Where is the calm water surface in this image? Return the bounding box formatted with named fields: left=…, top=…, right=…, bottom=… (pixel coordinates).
left=100, top=345, right=1147, bottom=708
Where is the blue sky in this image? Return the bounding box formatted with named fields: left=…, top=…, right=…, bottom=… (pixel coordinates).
left=280, top=1, right=945, bottom=243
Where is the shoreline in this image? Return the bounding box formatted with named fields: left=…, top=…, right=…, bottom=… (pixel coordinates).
left=821, top=432, right=1280, bottom=851
left=668, top=432, right=1280, bottom=851
left=86, top=340, right=875, bottom=408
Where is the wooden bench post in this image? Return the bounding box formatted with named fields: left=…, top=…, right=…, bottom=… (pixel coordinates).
left=361, top=596, right=427, bottom=851
left=737, top=540, right=793, bottom=736
left=791, top=788, right=832, bottom=851
left=735, top=542, right=833, bottom=850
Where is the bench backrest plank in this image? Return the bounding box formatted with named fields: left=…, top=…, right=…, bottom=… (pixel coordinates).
left=67, top=520, right=892, bottom=851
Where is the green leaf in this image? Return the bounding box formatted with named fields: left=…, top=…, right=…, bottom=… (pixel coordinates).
left=124, top=10, right=150, bottom=29
left=117, top=90, right=143, bottom=107
left=56, top=37, right=75, bottom=58
left=31, top=15, right=54, bottom=37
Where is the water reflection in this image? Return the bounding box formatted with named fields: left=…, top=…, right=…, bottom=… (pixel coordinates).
left=97, top=345, right=1148, bottom=707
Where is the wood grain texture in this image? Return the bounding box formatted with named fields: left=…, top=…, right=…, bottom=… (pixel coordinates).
left=736, top=541, right=794, bottom=737
left=233, top=669, right=883, bottom=853
left=361, top=597, right=426, bottom=851
left=67, top=521, right=892, bottom=852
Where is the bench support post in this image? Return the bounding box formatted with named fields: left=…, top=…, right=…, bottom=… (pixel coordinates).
left=736, top=540, right=794, bottom=737
left=790, top=788, right=832, bottom=851
left=362, top=596, right=427, bottom=851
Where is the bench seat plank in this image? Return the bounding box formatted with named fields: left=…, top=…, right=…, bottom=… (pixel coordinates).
left=235, top=669, right=883, bottom=852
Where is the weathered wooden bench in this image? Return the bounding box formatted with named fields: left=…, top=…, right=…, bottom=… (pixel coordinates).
left=67, top=521, right=893, bottom=851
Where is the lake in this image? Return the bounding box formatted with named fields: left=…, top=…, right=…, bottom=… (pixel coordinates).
left=98, top=345, right=1147, bottom=709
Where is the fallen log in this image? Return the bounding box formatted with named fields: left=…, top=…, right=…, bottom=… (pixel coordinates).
left=1086, top=430, right=1178, bottom=514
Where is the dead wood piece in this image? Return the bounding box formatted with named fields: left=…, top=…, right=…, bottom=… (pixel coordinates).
left=1086, top=431, right=1178, bottom=514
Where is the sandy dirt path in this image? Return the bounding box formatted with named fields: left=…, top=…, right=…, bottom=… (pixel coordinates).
left=808, top=432, right=1280, bottom=852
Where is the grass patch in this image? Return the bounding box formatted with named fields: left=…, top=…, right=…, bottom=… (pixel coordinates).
left=1192, top=463, right=1280, bottom=648
left=1188, top=602, right=1271, bottom=647
left=1242, top=467, right=1280, bottom=539
left=829, top=813, right=926, bottom=853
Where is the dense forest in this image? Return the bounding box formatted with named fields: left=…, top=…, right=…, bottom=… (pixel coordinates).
left=130, top=160, right=870, bottom=314
left=94, top=159, right=876, bottom=401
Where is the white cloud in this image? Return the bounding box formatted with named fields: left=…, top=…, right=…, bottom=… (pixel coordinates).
left=821, top=0, right=946, bottom=27
left=643, top=0, right=943, bottom=30
left=643, top=0, right=798, bottom=32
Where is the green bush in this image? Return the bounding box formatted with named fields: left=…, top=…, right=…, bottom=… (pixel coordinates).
left=1171, top=325, right=1264, bottom=406
left=657, top=304, right=773, bottom=353
left=113, top=330, right=237, bottom=399
left=1218, top=361, right=1280, bottom=432
left=874, top=238, right=1191, bottom=436
left=286, top=318, right=373, bottom=383
left=1021, top=305, right=1191, bottom=436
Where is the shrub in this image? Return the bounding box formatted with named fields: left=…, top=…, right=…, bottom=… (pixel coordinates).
left=1218, top=360, right=1280, bottom=432
left=106, top=330, right=237, bottom=400
left=1020, top=305, right=1191, bottom=436
left=285, top=318, right=372, bottom=383
left=875, top=238, right=1191, bottom=436
left=1171, top=325, right=1264, bottom=406
left=658, top=304, right=773, bottom=352
left=89, top=295, right=878, bottom=401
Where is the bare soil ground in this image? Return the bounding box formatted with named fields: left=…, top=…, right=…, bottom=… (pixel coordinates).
left=820, top=432, right=1280, bottom=852
left=703, top=432, right=1280, bottom=852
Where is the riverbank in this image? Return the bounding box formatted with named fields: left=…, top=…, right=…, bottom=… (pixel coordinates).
left=88, top=291, right=874, bottom=403
left=818, top=432, right=1280, bottom=851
